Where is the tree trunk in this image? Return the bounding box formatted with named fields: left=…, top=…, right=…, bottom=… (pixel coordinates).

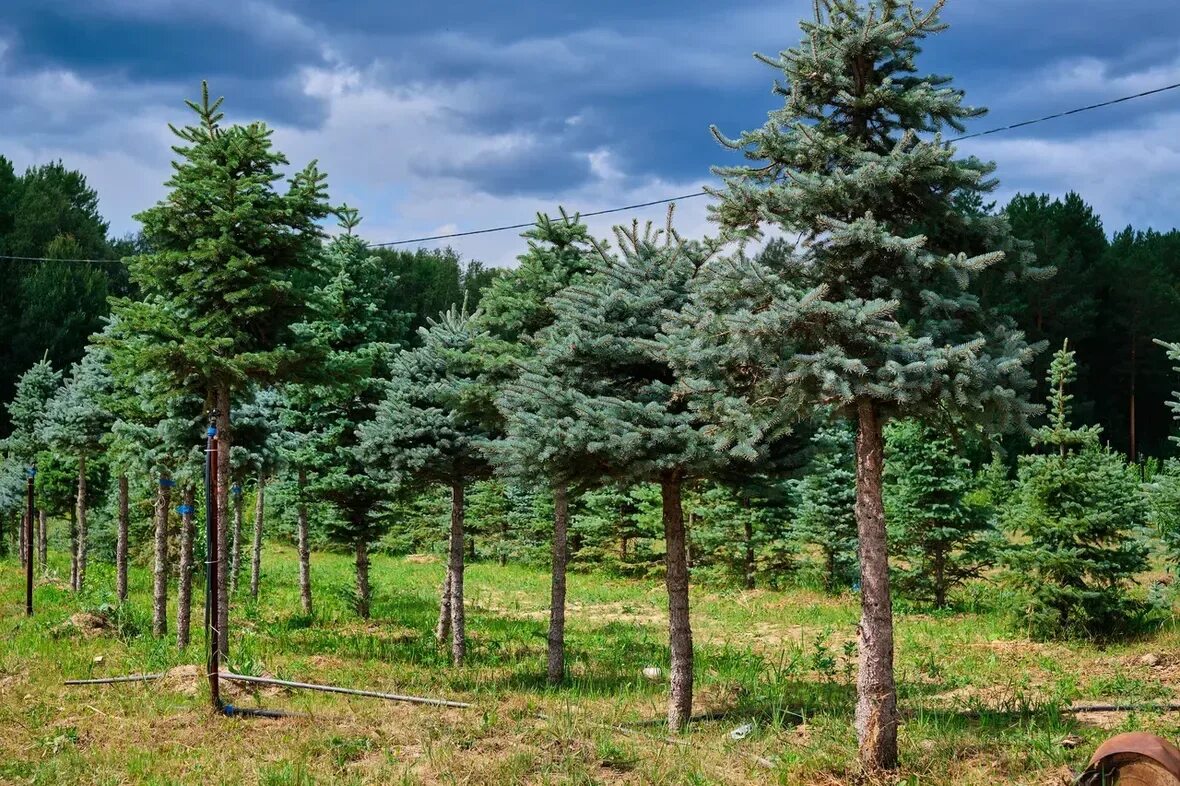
left=355, top=536, right=371, bottom=619
left=498, top=518, right=508, bottom=567
left=215, top=388, right=231, bottom=659
left=297, top=468, right=312, bottom=616
left=229, top=484, right=244, bottom=594
left=436, top=562, right=452, bottom=643
left=662, top=472, right=693, bottom=732
left=854, top=398, right=898, bottom=772
left=547, top=484, right=570, bottom=685
left=76, top=455, right=87, bottom=592
left=743, top=508, right=756, bottom=591
left=448, top=481, right=466, bottom=666
left=116, top=474, right=129, bottom=602
left=250, top=474, right=265, bottom=599
left=152, top=476, right=172, bottom=638
left=37, top=510, right=47, bottom=572
left=177, top=486, right=195, bottom=648
left=69, top=506, right=78, bottom=592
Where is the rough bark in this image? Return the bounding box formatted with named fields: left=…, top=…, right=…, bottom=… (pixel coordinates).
left=215, top=389, right=231, bottom=659
left=76, top=455, right=88, bottom=591
left=69, top=507, right=78, bottom=592
left=177, top=486, right=195, bottom=648
left=854, top=398, right=898, bottom=772
left=547, top=484, right=570, bottom=685
left=435, top=563, right=452, bottom=644
left=355, top=535, right=371, bottom=619
left=229, top=484, right=244, bottom=594
left=743, top=502, right=756, bottom=591
left=116, top=475, right=129, bottom=601
left=662, top=472, right=693, bottom=732
left=152, top=477, right=172, bottom=638
left=250, top=474, right=265, bottom=599
left=296, top=468, right=312, bottom=615
left=448, top=481, right=466, bottom=666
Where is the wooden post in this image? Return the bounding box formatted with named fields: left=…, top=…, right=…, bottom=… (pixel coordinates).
left=25, top=468, right=34, bottom=616
left=205, top=414, right=221, bottom=710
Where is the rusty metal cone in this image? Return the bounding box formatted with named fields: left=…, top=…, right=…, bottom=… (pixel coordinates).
left=1079, top=733, right=1180, bottom=786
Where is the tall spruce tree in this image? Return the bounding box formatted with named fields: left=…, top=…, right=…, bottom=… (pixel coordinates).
left=108, top=83, right=330, bottom=656
left=1004, top=341, right=1149, bottom=639
left=287, top=216, right=409, bottom=619
left=477, top=209, right=595, bottom=685
left=498, top=211, right=721, bottom=730
left=359, top=305, right=495, bottom=663
left=681, top=1, right=1042, bottom=768
left=792, top=426, right=858, bottom=594
left=3, top=357, right=62, bottom=569
left=883, top=420, right=992, bottom=608
left=40, top=342, right=116, bottom=591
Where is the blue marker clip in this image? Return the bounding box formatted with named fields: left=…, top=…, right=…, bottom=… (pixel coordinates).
left=159, top=478, right=176, bottom=488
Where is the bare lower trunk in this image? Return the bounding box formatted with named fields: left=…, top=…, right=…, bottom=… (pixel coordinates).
left=37, top=510, right=46, bottom=571
left=547, top=484, right=570, bottom=685
left=76, top=455, right=87, bottom=592
left=854, top=398, right=898, bottom=773
left=152, top=476, right=172, bottom=638
left=436, top=564, right=452, bottom=643
left=297, top=468, right=312, bottom=615
left=69, top=507, right=78, bottom=592
left=116, top=475, right=129, bottom=601
left=662, top=472, right=693, bottom=731
left=229, top=485, right=244, bottom=594
left=355, top=536, right=371, bottom=619
left=215, top=389, right=231, bottom=659
left=743, top=512, right=756, bottom=591
left=250, top=475, right=265, bottom=599
left=177, top=486, right=195, bottom=648
left=448, top=481, right=466, bottom=666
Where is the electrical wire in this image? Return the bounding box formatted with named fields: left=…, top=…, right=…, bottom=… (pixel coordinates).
left=2, top=80, right=1177, bottom=262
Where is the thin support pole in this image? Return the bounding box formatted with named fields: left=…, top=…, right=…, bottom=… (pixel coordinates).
left=64, top=673, right=165, bottom=686
left=25, top=469, right=34, bottom=616
left=205, top=413, right=221, bottom=711
left=218, top=672, right=471, bottom=709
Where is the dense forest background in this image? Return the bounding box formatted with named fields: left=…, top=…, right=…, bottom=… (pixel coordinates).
left=0, top=154, right=499, bottom=427
left=2, top=156, right=1176, bottom=460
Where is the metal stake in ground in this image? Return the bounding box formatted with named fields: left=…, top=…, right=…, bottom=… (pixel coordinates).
left=25, top=466, right=34, bottom=616
left=205, top=412, right=221, bottom=710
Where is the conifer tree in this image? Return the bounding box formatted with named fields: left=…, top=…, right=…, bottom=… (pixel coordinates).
left=498, top=211, right=721, bottom=730
left=360, top=305, right=496, bottom=663
left=680, top=1, right=1042, bottom=768
left=40, top=343, right=116, bottom=591
left=792, top=426, right=858, bottom=594
left=1005, top=341, right=1149, bottom=639
left=884, top=421, right=992, bottom=608
left=108, top=83, right=330, bottom=656
left=285, top=215, right=409, bottom=619
left=3, top=357, right=62, bottom=569
left=478, top=209, right=594, bottom=684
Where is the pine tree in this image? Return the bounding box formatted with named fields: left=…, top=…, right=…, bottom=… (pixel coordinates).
left=107, top=83, right=330, bottom=656
left=39, top=342, right=116, bottom=592
left=498, top=210, right=722, bottom=730
left=3, top=357, right=62, bottom=569
left=680, top=1, right=1042, bottom=768
left=792, top=426, right=858, bottom=594
left=477, top=209, right=595, bottom=685
left=284, top=216, right=410, bottom=619
left=359, top=305, right=495, bottom=662
left=1151, top=338, right=1180, bottom=563
left=1004, top=341, right=1149, bottom=639
left=884, top=421, right=993, bottom=608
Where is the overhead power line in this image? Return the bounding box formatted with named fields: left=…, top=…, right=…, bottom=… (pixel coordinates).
left=2, top=79, right=1177, bottom=264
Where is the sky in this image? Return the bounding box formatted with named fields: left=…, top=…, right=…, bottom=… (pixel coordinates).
left=1, top=0, right=1178, bottom=266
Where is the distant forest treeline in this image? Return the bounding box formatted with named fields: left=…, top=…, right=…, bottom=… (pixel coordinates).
left=0, top=155, right=1176, bottom=457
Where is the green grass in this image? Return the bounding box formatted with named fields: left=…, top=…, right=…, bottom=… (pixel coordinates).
left=1, top=542, right=1179, bottom=784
